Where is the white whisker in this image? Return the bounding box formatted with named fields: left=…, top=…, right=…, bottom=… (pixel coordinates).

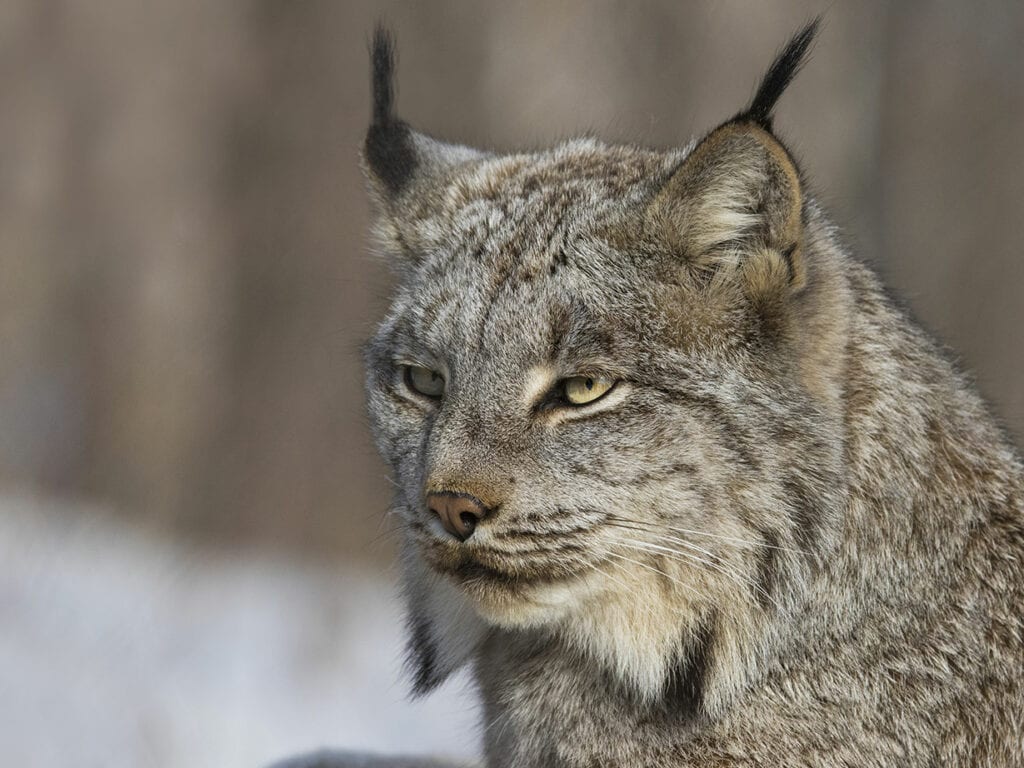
left=605, top=519, right=723, bottom=560
left=662, top=523, right=808, bottom=555
left=580, top=558, right=662, bottom=624
left=607, top=514, right=809, bottom=555
left=614, top=537, right=781, bottom=610
left=602, top=551, right=704, bottom=601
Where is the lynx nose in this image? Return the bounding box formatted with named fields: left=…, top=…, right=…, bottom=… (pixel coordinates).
left=427, top=491, right=489, bottom=542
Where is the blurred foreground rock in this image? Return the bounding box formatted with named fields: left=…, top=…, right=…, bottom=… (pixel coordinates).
left=268, top=750, right=474, bottom=768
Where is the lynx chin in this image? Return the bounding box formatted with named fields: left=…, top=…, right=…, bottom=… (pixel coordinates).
left=360, top=21, right=1024, bottom=767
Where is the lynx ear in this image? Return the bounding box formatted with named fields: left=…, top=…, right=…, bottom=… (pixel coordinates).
left=649, top=122, right=805, bottom=286
left=648, top=21, right=817, bottom=290
left=401, top=544, right=488, bottom=696
left=362, top=26, right=486, bottom=206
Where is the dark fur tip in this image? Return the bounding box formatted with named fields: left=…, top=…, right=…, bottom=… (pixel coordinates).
left=664, top=612, right=715, bottom=721
left=366, top=24, right=417, bottom=195
left=742, top=17, right=820, bottom=130
left=405, top=614, right=441, bottom=696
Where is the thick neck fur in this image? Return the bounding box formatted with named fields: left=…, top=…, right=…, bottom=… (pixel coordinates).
left=470, top=208, right=1024, bottom=768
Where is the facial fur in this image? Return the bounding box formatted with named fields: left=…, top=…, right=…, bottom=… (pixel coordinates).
left=361, top=22, right=1024, bottom=767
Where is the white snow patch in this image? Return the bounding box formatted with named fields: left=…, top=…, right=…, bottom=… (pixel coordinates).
left=0, top=494, right=481, bottom=768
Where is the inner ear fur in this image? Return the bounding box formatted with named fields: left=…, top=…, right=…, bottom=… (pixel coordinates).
left=648, top=121, right=806, bottom=292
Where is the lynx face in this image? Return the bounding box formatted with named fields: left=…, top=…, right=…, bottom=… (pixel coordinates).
left=366, top=147, right=674, bottom=622
left=363, top=24, right=846, bottom=703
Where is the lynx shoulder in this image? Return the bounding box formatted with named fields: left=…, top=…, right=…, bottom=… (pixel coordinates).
left=361, top=22, right=1024, bottom=767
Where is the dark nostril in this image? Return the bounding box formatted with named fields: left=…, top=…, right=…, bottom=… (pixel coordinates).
left=426, top=491, right=489, bottom=541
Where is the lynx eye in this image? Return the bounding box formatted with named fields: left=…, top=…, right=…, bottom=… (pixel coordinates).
left=564, top=375, right=614, bottom=406
left=404, top=365, right=445, bottom=398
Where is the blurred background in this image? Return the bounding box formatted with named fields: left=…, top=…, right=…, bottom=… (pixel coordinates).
left=1, top=1, right=1022, bottom=766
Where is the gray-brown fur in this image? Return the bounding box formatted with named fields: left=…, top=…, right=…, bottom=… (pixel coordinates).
left=361, top=23, right=1024, bottom=767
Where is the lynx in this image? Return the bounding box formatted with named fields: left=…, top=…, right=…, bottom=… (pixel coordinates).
left=357, top=21, right=1024, bottom=767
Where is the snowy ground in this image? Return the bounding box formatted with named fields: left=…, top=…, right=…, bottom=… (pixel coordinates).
left=0, top=493, right=481, bottom=768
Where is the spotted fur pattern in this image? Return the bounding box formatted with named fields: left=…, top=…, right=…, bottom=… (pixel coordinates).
left=361, top=23, right=1024, bottom=767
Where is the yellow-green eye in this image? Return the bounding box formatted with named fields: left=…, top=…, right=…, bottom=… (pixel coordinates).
left=405, top=365, right=445, bottom=398
left=564, top=375, right=614, bottom=405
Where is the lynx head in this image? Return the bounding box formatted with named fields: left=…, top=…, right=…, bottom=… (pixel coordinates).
left=362, top=21, right=849, bottom=717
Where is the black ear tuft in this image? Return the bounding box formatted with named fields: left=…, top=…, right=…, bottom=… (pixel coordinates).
left=742, top=18, right=820, bottom=131
left=365, top=25, right=418, bottom=195
left=371, top=25, right=397, bottom=127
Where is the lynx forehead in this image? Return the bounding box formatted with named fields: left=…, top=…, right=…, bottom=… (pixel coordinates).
left=361, top=20, right=1024, bottom=768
